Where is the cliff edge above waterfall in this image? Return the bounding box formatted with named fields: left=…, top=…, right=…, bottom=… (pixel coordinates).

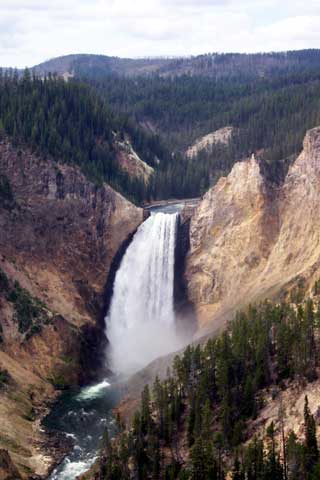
left=186, top=126, right=320, bottom=331
left=0, top=137, right=143, bottom=477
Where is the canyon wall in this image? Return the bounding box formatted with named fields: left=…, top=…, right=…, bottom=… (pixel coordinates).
left=0, top=138, right=143, bottom=477
left=186, top=126, right=320, bottom=333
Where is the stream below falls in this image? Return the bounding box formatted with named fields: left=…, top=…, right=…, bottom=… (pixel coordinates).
left=45, top=202, right=186, bottom=480
left=45, top=380, right=120, bottom=479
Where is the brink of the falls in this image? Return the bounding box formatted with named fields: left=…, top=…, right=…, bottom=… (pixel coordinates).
left=106, top=211, right=183, bottom=374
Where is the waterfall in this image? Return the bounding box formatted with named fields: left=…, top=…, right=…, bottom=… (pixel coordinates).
left=106, top=212, right=182, bottom=374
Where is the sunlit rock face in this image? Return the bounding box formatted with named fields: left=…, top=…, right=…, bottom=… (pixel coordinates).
left=186, top=127, right=320, bottom=332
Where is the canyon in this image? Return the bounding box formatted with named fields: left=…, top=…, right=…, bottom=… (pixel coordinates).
left=2, top=119, right=320, bottom=477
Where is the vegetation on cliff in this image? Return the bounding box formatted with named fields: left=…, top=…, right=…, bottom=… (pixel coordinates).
left=0, top=70, right=172, bottom=202
left=94, top=296, right=320, bottom=479
left=0, top=174, right=15, bottom=210
left=0, top=267, right=50, bottom=338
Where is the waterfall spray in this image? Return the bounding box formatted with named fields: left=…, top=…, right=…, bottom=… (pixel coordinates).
left=106, top=212, right=182, bottom=374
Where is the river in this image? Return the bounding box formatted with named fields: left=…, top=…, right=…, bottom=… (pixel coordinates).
left=45, top=380, right=120, bottom=479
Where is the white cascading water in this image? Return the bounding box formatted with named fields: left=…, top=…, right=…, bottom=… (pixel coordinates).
left=106, top=212, right=182, bottom=374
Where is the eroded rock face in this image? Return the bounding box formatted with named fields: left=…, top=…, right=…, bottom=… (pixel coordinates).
left=116, top=138, right=154, bottom=183
left=185, top=126, right=234, bottom=158
left=0, top=449, right=22, bottom=480
left=186, top=127, right=320, bottom=332
left=0, top=138, right=143, bottom=477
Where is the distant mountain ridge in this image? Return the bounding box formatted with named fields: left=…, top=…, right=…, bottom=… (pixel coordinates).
left=31, top=53, right=173, bottom=78
left=4, top=49, right=320, bottom=79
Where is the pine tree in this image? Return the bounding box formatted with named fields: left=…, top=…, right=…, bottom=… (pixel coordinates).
left=187, top=394, right=196, bottom=447
left=190, top=437, right=207, bottom=480
left=286, top=431, right=305, bottom=480
left=202, top=398, right=213, bottom=441
left=278, top=400, right=287, bottom=480
left=304, top=396, right=319, bottom=473
left=141, top=385, right=152, bottom=434
left=264, top=422, right=283, bottom=480
left=232, top=456, right=245, bottom=480
left=243, top=375, right=255, bottom=417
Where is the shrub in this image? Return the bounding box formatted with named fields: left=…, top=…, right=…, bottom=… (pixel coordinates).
left=7, top=279, right=50, bottom=336
left=0, top=369, right=10, bottom=387
left=48, top=374, right=66, bottom=390
left=0, top=268, right=9, bottom=293
left=0, top=175, right=15, bottom=210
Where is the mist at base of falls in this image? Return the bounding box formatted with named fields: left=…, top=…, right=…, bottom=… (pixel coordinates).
left=106, top=210, right=188, bottom=375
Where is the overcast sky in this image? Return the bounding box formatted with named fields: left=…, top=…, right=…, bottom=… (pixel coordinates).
left=1, top=0, right=320, bottom=68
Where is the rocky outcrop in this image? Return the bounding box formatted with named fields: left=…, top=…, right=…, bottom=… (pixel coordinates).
left=0, top=138, right=143, bottom=477
left=186, top=126, right=234, bottom=158
left=0, top=449, right=22, bottom=480
left=116, top=138, right=154, bottom=183
left=186, top=127, right=320, bottom=332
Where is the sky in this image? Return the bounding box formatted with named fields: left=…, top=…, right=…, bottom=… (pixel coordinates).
left=1, top=0, right=320, bottom=68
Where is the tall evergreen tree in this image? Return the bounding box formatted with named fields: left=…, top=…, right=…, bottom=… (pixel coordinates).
left=304, top=396, right=319, bottom=473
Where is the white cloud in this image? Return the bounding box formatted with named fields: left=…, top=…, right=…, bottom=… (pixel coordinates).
left=260, top=15, right=320, bottom=42
left=0, top=0, right=320, bottom=67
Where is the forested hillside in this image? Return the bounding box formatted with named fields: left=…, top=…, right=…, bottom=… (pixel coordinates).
left=156, top=49, right=320, bottom=79
left=0, top=70, right=179, bottom=202
left=86, top=70, right=320, bottom=189
left=32, top=49, right=320, bottom=80
left=32, top=54, right=172, bottom=79
left=91, top=294, right=320, bottom=480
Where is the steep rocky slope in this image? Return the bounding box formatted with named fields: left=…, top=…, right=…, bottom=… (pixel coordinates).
left=115, top=138, right=154, bottom=182
left=0, top=138, right=143, bottom=477
left=186, top=126, right=320, bottom=331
